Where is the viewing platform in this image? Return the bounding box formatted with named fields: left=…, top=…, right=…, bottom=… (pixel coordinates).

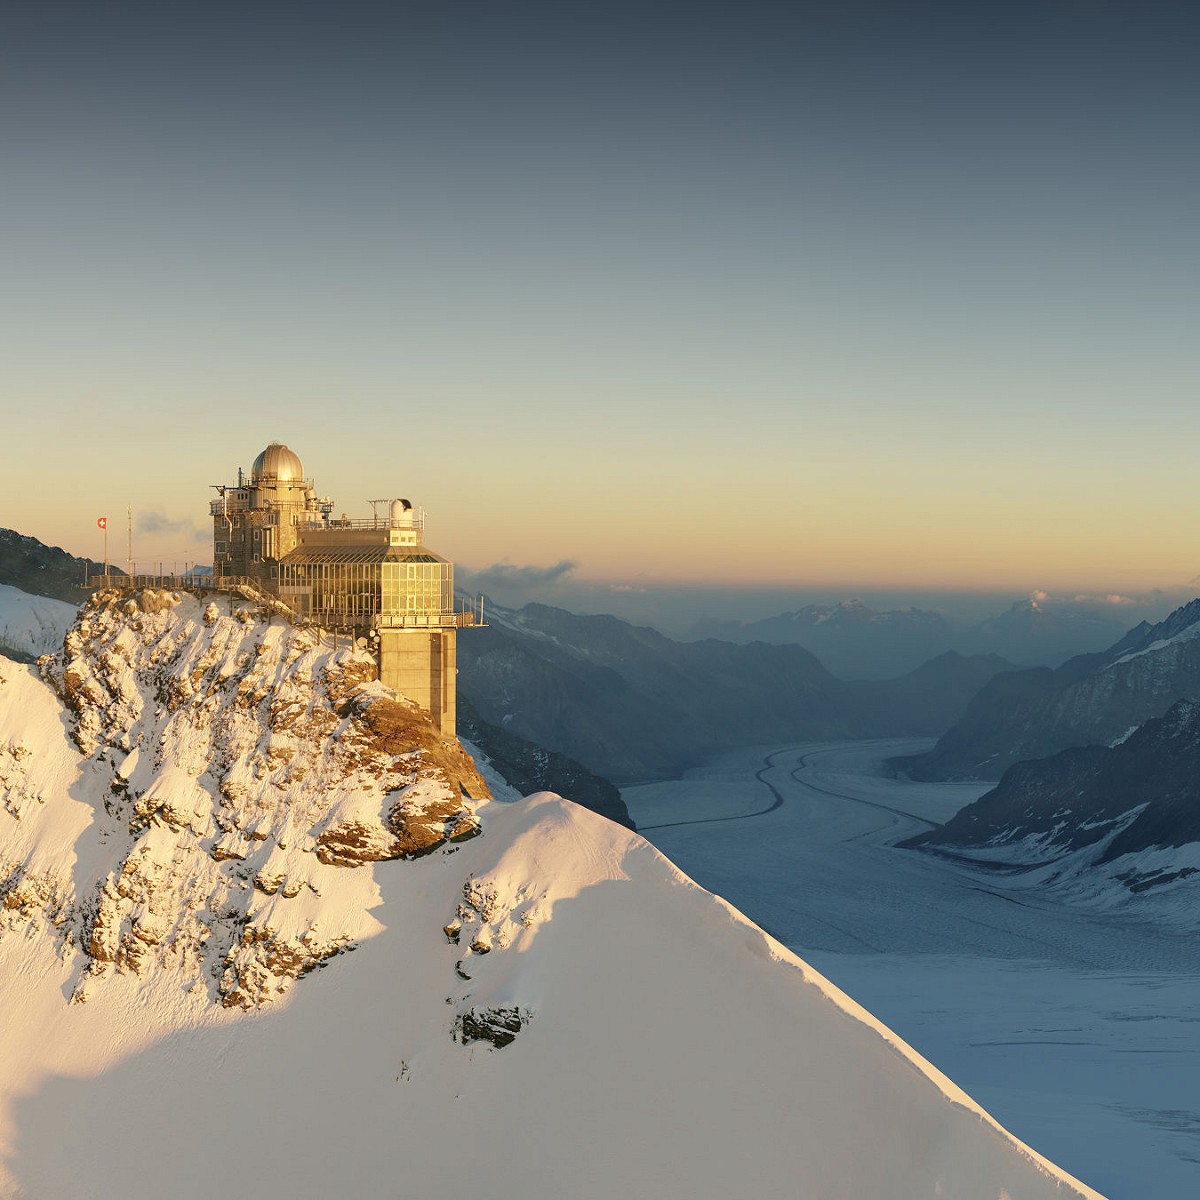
left=85, top=573, right=268, bottom=595
left=83, top=574, right=485, bottom=633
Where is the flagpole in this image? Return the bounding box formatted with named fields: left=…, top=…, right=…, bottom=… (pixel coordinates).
left=127, top=506, right=133, bottom=579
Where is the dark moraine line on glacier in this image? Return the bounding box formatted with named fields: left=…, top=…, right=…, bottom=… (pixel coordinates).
left=786, top=744, right=939, bottom=835
left=638, top=743, right=940, bottom=838
left=636, top=748, right=792, bottom=832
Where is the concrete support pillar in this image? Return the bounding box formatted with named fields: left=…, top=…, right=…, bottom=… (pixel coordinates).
left=378, top=628, right=458, bottom=738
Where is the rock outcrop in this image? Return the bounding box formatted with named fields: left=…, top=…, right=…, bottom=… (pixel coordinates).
left=2, top=587, right=488, bottom=1009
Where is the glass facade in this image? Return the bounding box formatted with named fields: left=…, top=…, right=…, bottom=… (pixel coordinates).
left=278, top=548, right=454, bottom=630
left=381, top=559, right=453, bottom=616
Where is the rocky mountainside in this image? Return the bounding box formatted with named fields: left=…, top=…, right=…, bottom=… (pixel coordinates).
left=458, top=601, right=1014, bottom=783
left=2, top=586, right=485, bottom=1011
left=0, top=527, right=113, bottom=604
left=0, top=596, right=1104, bottom=1199
left=457, top=694, right=633, bottom=828
left=898, top=598, right=1200, bottom=781
left=904, top=700, right=1200, bottom=908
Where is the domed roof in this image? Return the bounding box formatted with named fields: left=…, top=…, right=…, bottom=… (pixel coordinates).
left=251, top=442, right=305, bottom=484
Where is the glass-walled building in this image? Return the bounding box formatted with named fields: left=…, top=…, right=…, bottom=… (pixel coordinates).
left=278, top=541, right=456, bottom=630
left=212, top=442, right=477, bottom=738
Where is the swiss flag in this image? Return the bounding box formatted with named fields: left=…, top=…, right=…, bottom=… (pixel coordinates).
left=97, top=517, right=107, bottom=530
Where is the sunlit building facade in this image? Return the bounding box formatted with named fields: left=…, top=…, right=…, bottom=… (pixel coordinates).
left=211, top=442, right=476, bottom=737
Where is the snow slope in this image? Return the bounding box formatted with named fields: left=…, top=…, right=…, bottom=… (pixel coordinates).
left=0, top=592, right=1104, bottom=1199
left=625, top=742, right=1199, bottom=1198
left=0, top=582, right=76, bottom=661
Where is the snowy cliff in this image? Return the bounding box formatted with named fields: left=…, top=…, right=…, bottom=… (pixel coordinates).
left=0, top=583, right=76, bottom=663
left=0, top=590, right=1105, bottom=1199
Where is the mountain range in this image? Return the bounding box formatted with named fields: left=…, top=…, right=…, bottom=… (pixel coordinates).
left=689, top=595, right=1147, bottom=678
left=0, top=530, right=1047, bottom=793
left=899, top=598, right=1200, bottom=781
left=0, top=527, right=113, bottom=603
left=457, top=600, right=1015, bottom=783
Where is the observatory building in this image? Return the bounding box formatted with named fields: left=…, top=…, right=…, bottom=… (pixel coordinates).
left=210, top=442, right=478, bottom=737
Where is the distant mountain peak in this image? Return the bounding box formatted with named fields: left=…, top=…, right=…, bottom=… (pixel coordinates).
left=901, top=595, right=1200, bottom=782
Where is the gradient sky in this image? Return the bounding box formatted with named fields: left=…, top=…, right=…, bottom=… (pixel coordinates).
left=3, top=1, right=1198, bottom=603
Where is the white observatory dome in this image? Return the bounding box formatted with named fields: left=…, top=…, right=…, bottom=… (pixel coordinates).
left=251, top=442, right=305, bottom=484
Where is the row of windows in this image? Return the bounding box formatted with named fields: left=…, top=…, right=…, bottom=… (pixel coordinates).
left=277, top=560, right=453, bottom=624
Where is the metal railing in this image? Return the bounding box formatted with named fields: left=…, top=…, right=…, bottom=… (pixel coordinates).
left=82, top=576, right=486, bottom=632
left=374, top=610, right=479, bottom=629
left=86, top=573, right=268, bottom=596
left=321, top=517, right=425, bottom=533
left=206, top=507, right=425, bottom=533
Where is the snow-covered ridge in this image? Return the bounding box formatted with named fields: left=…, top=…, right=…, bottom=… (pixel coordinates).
left=4, top=587, right=486, bottom=1010
left=0, top=582, right=76, bottom=661
left=1105, top=616, right=1200, bottom=668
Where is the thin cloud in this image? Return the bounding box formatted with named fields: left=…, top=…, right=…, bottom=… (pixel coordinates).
left=136, top=511, right=209, bottom=543
left=464, top=560, right=577, bottom=589
left=1071, top=593, right=1137, bottom=607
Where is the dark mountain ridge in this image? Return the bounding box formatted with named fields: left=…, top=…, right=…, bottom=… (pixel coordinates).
left=458, top=601, right=1015, bottom=784
left=904, top=699, right=1200, bottom=894
left=456, top=695, right=633, bottom=829
left=897, top=599, right=1200, bottom=781
left=0, top=528, right=115, bottom=604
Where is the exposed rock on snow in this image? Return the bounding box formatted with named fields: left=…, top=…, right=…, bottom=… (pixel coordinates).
left=457, top=1004, right=527, bottom=1047
left=3, top=587, right=486, bottom=1011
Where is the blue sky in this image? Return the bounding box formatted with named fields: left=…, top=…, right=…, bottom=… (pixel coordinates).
left=3, top=1, right=1198, bottom=609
